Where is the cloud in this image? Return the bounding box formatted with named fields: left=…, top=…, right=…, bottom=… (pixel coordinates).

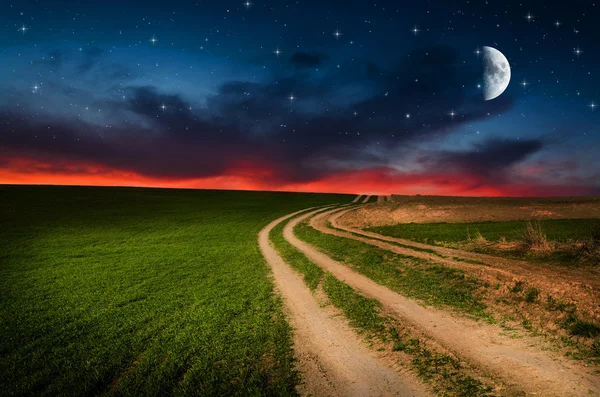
left=431, top=138, right=544, bottom=178
left=1, top=43, right=551, bottom=192
left=289, top=51, right=329, bottom=68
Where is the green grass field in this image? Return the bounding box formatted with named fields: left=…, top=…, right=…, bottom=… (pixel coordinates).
left=294, top=221, right=489, bottom=319
left=0, top=185, right=349, bottom=396
left=269, top=214, right=493, bottom=396
left=369, top=219, right=599, bottom=244
left=368, top=219, right=600, bottom=264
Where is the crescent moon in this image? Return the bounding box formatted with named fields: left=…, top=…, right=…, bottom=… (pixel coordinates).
left=482, top=46, right=511, bottom=101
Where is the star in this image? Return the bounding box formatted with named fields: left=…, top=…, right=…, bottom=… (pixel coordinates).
left=573, top=47, right=583, bottom=57
left=288, top=93, right=296, bottom=103
left=449, top=109, right=456, bottom=120
left=521, top=79, right=529, bottom=88
left=411, top=25, right=420, bottom=36
left=273, top=47, right=283, bottom=57
left=150, top=35, right=158, bottom=46
left=590, top=102, right=597, bottom=111
left=32, top=84, right=40, bottom=93
left=405, top=113, right=411, bottom=119
left=474, top=47, right=482, bottom=57
left=160, top=103, right=167, bottom=112
left=525, top=13, right=534, bottom=23
left=333, top=30, right=342, bottom=39
left=19, top=24, right=28, bottom=34
left=243, top=0, right=253, bottom=9
left=554, top=20, right=561, bottom=28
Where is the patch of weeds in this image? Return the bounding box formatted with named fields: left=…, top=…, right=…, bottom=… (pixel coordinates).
left=524, top=287, right=540, bottom=303
left=388, top=328, right=494, bottom=396
left=578, top=222, right=600, bottom=265
left=570, top=319, right=600, bottom=338
left=509, top=281, right=524, bottom=294
left=546, top=295, right=577, bottom=313
left=592, top=339, right=600, bottom=357
left=519, top=220, right=552, bottom=252
left=522, top=318, right=533, bottom=331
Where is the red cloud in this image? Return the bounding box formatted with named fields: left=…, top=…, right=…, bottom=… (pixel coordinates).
left=1, top=156, right=597, bottom=197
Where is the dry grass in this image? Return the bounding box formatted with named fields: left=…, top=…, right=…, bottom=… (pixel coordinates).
left=578, top=223, right=600, bottom=265
left=518, top=220, right=554, bottom=253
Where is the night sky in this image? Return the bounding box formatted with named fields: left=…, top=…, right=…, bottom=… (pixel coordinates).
left=1, top=1, right=599, bottom=195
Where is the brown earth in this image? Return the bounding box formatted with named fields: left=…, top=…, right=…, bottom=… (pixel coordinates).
left=328, top=206, right=600, bottom=359
left=258, top=209, right=433, bottom=397
left=286, top=208, right=600, bottom=396
left=342, top=195, right=600, bottom=227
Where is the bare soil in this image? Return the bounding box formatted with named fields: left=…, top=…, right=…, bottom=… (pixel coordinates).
left=258, top=209, right=433, bottom=397
left=288, top=208, right=600, bottom=396
left=342, top=196, right=600, bottom=227
left=329, top=206, right=600, bottom=362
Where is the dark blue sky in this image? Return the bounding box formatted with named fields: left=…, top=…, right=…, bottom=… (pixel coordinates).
left=0, top=0, right=598, bottom=195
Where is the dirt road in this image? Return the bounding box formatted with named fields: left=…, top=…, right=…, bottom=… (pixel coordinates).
left=285, top=208, right=600, bottom=396
left=328, top=207, right=600, bottom=306
left=351, top=195, right=362, bottom=203
left=258, top=209, right=433, bottom=397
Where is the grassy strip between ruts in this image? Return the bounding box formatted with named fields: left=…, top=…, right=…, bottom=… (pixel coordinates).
left=295, top=220, right=491, bottom=320
left=270, top=214, right=495, bottom=397
left=368, top=219, right=600, bottom=244
left=325, top=216, right=600, bottom=364
left=0, top=185, right=351, bottom=396
left=367, top=219, right=600, bottom=265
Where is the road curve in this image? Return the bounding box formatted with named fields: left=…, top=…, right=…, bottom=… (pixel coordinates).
left=258, top=208, right=433, bottom=397
left=284, top=208, right=600, bottom=397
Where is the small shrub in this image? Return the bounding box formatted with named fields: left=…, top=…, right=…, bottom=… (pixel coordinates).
left=525, top=287, right=540, bottom=303
left=592, top=339, right=600, bottom=356
left=579, top=223, right=600, bottom=264
left=570, top=319, right=600, bottom=338
left=519, top=220, right=553, bottom=252
left=474, top=230, right=487, bottom=244
left=392, top=341, right=406, bottom=352
left=509, top=281, right=525, bottom=294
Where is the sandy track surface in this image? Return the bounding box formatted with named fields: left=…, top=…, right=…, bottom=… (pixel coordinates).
left=329, top=207, right=600, bottom=299
left=286, top=209, right=600, bottom=396
left=362, top=195, right=371, bottom=203
left=347, top=196, right=600, bottom=226
left=259, top=209, right=433, bottom=397
left=351, top=195, right=362, bottom=203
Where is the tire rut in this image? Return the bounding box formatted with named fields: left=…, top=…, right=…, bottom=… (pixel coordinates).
left=259, top=208, right=433, bottom=397
left=332, top=207, right=600, bottom=291
left=285, top=208, right=600, bottom=397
